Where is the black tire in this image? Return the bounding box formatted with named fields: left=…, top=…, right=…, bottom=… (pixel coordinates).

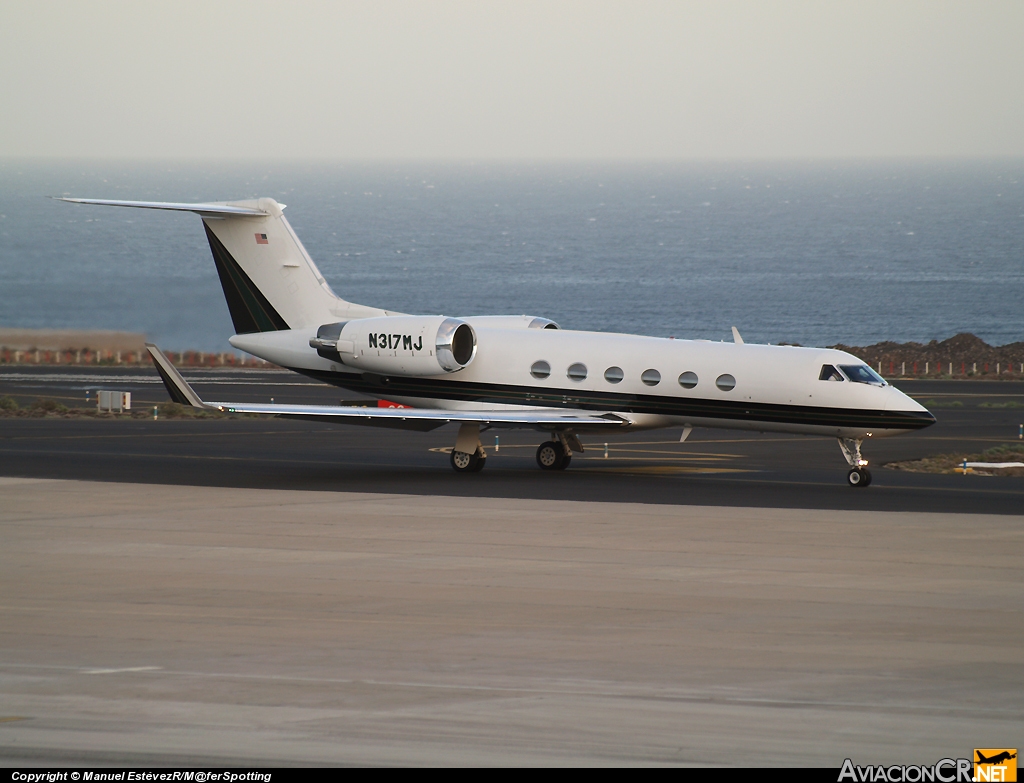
left=847, top=467, right=872, bottom=487
left=450, top=449, right=479, bottom=473
left=559, top=454, right=571, bottom=470
left=536, top=442, right=563, bottom=470
left=470, top=456, right=486, bottom=473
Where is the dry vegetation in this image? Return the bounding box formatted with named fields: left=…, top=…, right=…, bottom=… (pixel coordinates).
left=0, top=397, right=229, bottom=419
left=886, top=444, right=1024, bottom=476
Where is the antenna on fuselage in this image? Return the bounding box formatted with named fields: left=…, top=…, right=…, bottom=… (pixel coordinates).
left=731, top=326, right=744, bottom=344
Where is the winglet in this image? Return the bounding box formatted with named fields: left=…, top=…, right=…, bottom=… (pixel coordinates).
left=731, top=326, right=744, bottom=344
left=146, top=344, right=215, bottom=409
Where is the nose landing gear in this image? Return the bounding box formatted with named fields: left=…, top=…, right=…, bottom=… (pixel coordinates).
left=838, top=438, right=872, bottom=487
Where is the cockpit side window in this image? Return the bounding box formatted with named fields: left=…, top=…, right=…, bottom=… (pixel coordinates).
left=819, top=364, right=844, bottom=382
left=838, top=364, right=887, bottom=386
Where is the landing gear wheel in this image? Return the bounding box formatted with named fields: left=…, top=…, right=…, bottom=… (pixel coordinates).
left=847, top=467, right=872, bottom=487
left=451, top=449, right=482, bottom=473
left=536, top=442, right=569, bottom=471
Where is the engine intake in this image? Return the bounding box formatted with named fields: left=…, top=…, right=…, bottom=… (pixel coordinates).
left=310, top=315, right=477, bottom=376
left=435, top=318, right=476, bottom=371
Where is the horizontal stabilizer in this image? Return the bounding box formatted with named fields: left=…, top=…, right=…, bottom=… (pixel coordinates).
left=144, top=343, right=628, bottom=432
left=55, top=197, right=270, bottom=218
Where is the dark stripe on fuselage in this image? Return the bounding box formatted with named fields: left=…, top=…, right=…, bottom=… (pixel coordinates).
left=288, top=367, right=936, bottom=431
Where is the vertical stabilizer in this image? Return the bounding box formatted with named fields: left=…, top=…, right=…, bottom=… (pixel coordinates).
left=56, top=196, right=392, bottom=335
left=201, top=198, right=386, bottom=333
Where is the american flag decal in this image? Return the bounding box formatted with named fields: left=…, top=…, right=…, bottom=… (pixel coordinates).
left=255, top=233, right=269, bottom=245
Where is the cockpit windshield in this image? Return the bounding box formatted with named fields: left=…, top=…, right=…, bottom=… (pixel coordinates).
left=838, top=364, right=887, bottom=386
left=819, top=364, right=844, bottom=381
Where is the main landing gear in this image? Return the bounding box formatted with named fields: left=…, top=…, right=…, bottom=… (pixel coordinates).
left=838, top=437, right=872, bottom=487
left=449, top=422, right=487, bottom=474
left=450, top=448, right=486, bottom=473
left=536, top=441, right=570, bottom=470
left=447, top=426, right=584, bottom=474
left=536, top=433, right=582, bottom=471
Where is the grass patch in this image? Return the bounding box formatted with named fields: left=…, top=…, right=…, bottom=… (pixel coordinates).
left=30, top=398, right=68, bottom=414
left=156, top=402, right=228, bottom=419
left=919, top=399, right=963, bottom=408
left=979, top=401, right=1024, bottom=409
left=983, top=443, right=1024, bottom=457
left=887, top=443, right=1024, bottom=476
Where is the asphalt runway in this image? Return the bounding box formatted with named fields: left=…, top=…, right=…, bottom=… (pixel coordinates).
left=1, top=478, right=1020, bottom=766
left=1, top=367, right=1022, bottom=765
left=1, top=367, right=1023, bottom=513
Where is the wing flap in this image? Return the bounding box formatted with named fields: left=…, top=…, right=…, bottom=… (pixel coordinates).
left=212, top=400, right=628, bottom=430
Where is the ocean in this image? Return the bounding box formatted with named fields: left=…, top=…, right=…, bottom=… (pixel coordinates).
left=1, top=159, right=1021, bottom=352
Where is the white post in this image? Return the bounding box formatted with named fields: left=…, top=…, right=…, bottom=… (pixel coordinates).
left=901, top=362, right=905, bottom=375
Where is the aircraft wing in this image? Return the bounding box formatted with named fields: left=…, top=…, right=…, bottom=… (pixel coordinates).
left=147, top=344, right=628, bottom=432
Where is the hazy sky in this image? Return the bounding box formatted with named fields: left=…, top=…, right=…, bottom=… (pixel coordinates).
left=1, top=0, right=1022, bottom=159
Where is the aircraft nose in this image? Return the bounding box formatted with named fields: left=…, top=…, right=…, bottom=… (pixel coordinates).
left=885, top=387, right=936, bottom=427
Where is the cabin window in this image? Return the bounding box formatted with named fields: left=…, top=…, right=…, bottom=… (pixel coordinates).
left=839, top=364, right=886, bottom=386
left=819, top=364, right=844, bottom=382
left=716, top=374, right=736, bottom=391
left=530, top=360, right=551, bottom=379
left=567, top=362, right=588, bottom=381
left=641, top=369, right=661, bottom=386
left=678, top=371, right=698, bottom=389
left=604, top=366, right=624, bottom=383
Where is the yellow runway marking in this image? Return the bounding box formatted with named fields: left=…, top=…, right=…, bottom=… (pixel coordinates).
left=430, top=445, right=740, bottom=462
left=587, top=465, right=754, bottom=475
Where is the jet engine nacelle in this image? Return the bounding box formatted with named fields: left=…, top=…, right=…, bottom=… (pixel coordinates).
left=310, top=315, right=477, bottom=376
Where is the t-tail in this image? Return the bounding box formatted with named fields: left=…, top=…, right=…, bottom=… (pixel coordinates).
left=55, top=197, right=389, bottom=334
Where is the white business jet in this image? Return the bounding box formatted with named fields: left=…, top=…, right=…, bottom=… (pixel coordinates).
left=59, top=196, right=934, bottom=486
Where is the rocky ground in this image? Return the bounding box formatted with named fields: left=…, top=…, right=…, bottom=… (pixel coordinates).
left=831, top=332, right=1024, bottom=378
